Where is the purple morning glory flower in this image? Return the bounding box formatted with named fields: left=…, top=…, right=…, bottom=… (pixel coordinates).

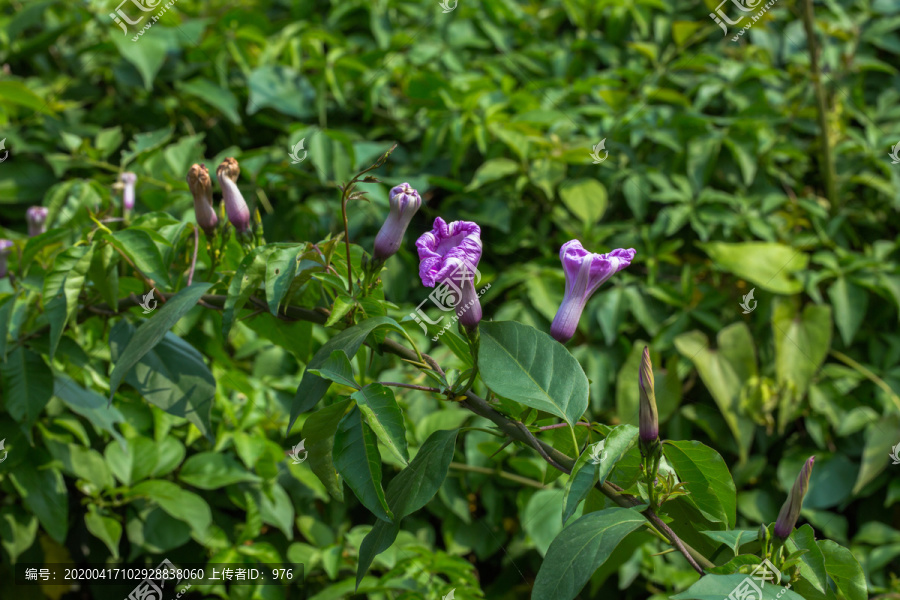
left=119, top=172, right=137, bottom=211
left=26, top=206, right=49, bottom=237
left=0, top=239, right=13, bottom=278
left=217, top=158, right=250, bottom=234
left=373, top=182, right=422, bottom=261
left=550, top=241, right=635, bottom=344
left=416, top=218, right=482, bottom=288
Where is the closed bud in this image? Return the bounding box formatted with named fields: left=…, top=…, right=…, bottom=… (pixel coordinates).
left=25, top=206, right=48, bottom=237
left=456, top=270, right=482, bottom=331
left=119, top=172, right=137, bottom=211
left=639, top=346, right=658, bottom=443
left=373, top=182, right=422, bottom=261
left=187, top=164, right=218, bottom=236
left=216, top=158, right=250, bottom=234
left=0, top=239, right=12, bottom=278
left=774, top=456, right=815, bottom=539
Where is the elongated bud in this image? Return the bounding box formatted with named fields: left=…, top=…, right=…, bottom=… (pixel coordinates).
left=187, top=164, right=218, bottom=236
left=119, top=172, right=137, bottom=211
left=0, top=239, right=12, bottom=278
left=774, top=456, right=815, bottom=539
left=639, top=346, right=658, bottom=443
left=26, top=206, right=48, bottom=237
left=373, top=182, right=422, bottom=261
left=216, top=157, right=250, bottom=234
left=456, top=274, right=482, bottom=331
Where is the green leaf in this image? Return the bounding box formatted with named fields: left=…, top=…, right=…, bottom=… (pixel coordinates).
left=85, top=507, right=122, bottom=559
left=120, top=126, right=175, bottom=167
left=531, top=507, right=646, bottom=600
left=108, top=282, right=212, bottom=401
left=559, top=178, right=608, bottom=226
left=324, top=296, right=355, bottom=327
left=178, top=452, right=262, bottom=489
left=786, top=524, right=829, bottom=600
left=308, top=350, right=360, bottom=389
left=43, top=245, right=93, bottom=358
left=0, top=507, right=39, bottom=563
left=247, top=65, right=316, bottom=119
left=222, top=247, right=274, bottom=338
left=1, top=348, right=53, bottom=435
left=563, top=424, right=638, bottom=524
left=854, top=417, right=900, bottom=494
left=671, top=574, right=805, bottom=600
left=333, top=406, right=393, bottom=522
left=103, top=228, right=171, bottom=288
left=466, top=158, right=519, bottom=191
left=53, top=374, right=126, bottom=448
left=129, top=480, right=212, bottom=538
left=104, top=436, right=159, bottom=487
left=478, top=321, right=589, bottom=427
left=88, top=243, right=120, bottom=309
left=356, top=429, right=458, bottom=588
left=302, top=399, right=352, bottom=501
left=9, top=462, right=68, bottom=543
left=664, top=440, right=736, bottom=528
left=113, top=34, right=169, bottom=90
left=288, top=316, right=408, bottom=432
left=818, top=539, right=867, bottom=600
left=698, top=242, right=807, bottom=294
left=772, top=297, right=832, bottom=398
left=177, top=78, right=241, bottom=125
left=700, top=529, right=758, bottom=556
left=109, top=321, right=215, bottom=438
left=674, top=325, right=757, bottom=461
left=352, top=383, right=409, bottom=465
left=0, top=80, right=56, bottom=114
left=264, top=244, right=306, bottom=316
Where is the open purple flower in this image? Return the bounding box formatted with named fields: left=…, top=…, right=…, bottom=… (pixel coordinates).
left=550, top=241, right=635, bottom=344
left=373, top=183, right=422, bottom=261
left=216, top=158, right=250, bottom=234
left=26, top=206, right=49, bottom=237
left=119, top=172, right=137, bottom=211
left=416, top=218, right=482, bottom=288
left=0, top=239, right=13, bottom=278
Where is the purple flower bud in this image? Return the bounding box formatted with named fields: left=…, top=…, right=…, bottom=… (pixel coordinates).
left=639, top=346, right=658, bottom=443
left=373, top=182, right=422, bottom=261
left=774, top=456, right=815, bottom=539
left=216, top=158, right=250, bottom=234
left=25, top=206, right=49, bottom=237
left=550, top=241, right=635, bottom=344
left=0, top=239, right=12, bottom=278
left=456, top=271, right=482, bottom=331
left=416, top=218, right=482, bottom=288
left=119, top=172, right=137, bottom=211
left=187, top=164, right=218, bottom=236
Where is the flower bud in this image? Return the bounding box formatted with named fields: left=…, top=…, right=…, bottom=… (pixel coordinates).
left=0, top=239, right=12, bottom=278
left=216, top=157, right=250, bottom=234
left=119, top=172, right=137, bottom=211
left=639, top=346, right=658, bottom=443
left=373, top=182, right=422, bottom=261
left=774, top=456, right=815, bottom=539
left=187, top=164, right=218, bottom=236
left=456, top=271, right=482, bottom=331
left=25, top=206, right=48, bottom=237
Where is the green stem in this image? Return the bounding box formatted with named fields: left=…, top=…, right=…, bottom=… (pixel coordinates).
left=448, top=462, right=547, bottom=489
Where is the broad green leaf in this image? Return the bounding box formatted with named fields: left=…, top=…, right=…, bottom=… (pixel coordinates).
left=104, top=436, right=159, bottom=487
left=671, top=574, right=805, bottom=600
left=674, top=325, right=756, bottom=461
left=854, top=417, right=900, bottom=494
left=827, top=277, right=867, bottom=346
left=113, top=34, right=169, bottom=90
left=302, top=399, right=352, bottom=502
left=333, top=406, right=393, bottom=522
left=466, top=158, right=519, bottom=191
left=120, top=126, right=174, bottom=167
left=524, top=489, right=571, bottom=556
left=478, top=321, right=589, bottom=427
left=108, top=282, right=212, bottom=401
left=129, top=480, right=212, bottom=538
left=0, top=80, right=56, bottom=114
left=88, top=243, right=120, bottom=309
left=531, top=507, right=646, bottom=600
left=698, top=242, right=807, bottom=294
left=45, top=441, right=114, bottom=490
left=559, top=178, right=608, bottom=225
left=664, top=440, right=736, bottom=528
left=0, top=507, right=38, bottom=563
left=786, top=524, right=829, bottom=600
left=818, top=539, right=867, bottom=600
left=700, top=529, right=758, bottom=556
left=247, top=65, right=316, bottom=119
left=109, top=321, right=214, bottom=438
left=222, top=246, right=274, bottom=338
left=563, top=424, right=638, bottom=524
left=265, top=244, right=306, bottom=316
left=53, top=374, right=126, bottom=448
left=177, top=78, right=241, bottom=125
left=352, top=383, right=409, bottom=464
left=42, top=245, right=93, bottom=359
left=356, top=429, right=458, bottom=588
left=104, top=228, right=171, bottom=288
left=1, top=347, right=53, bottom=435
left=289, top=316, right=408, bottom=431
left=255, top=484, right=295, bottom=539
left=178, top=452, right=262, bottom=489
left=308, top=350, right=360, bottom=389
left=85, top=507, right=122, bottom=559
left=772, top=296, right=832, bottom=398
left=9, top=462, right=68, bottom=543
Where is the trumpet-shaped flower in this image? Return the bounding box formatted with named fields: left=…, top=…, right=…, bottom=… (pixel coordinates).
left=550, top=241, right=635, bottom=344
left=416, top=218, right=482, bottom=288
left=187, top=164, right=218, bottom=236
left=373, top=182, right=422, bottom=261
left=26, top=206, right=49, bottom=237
left=216, top=158, right=250, bottom=234
left=774, top=456, right=815, bottom=539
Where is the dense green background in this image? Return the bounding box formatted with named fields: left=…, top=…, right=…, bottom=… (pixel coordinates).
left=2, top=0, right=900, bottom=598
